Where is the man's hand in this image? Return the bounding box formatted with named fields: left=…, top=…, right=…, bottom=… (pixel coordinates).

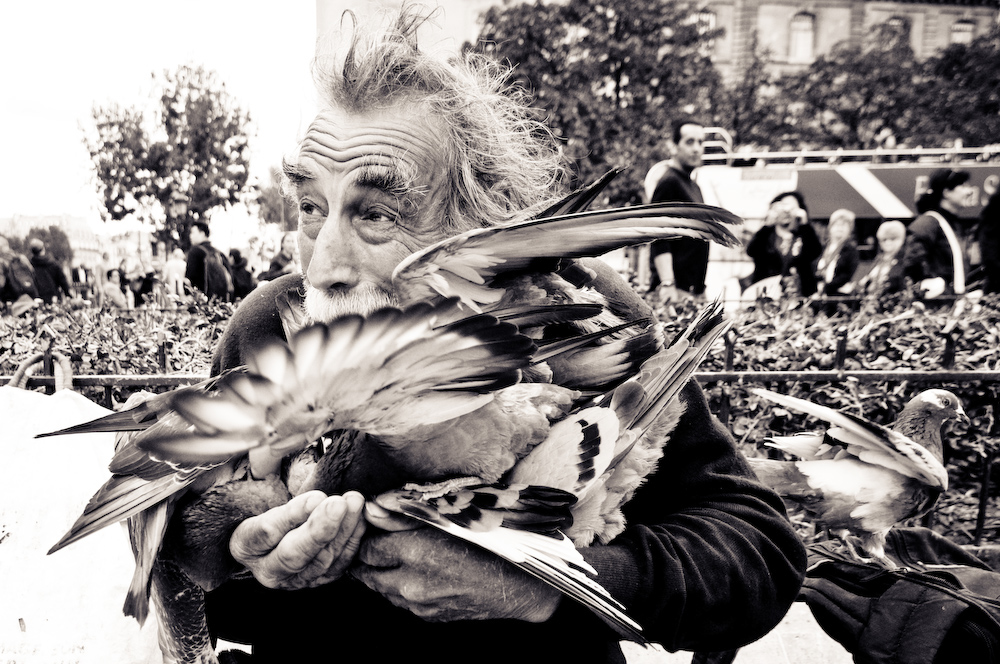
left=352, top=508, right=562, bottom=624
left=230, top=490, right=366, bottom=590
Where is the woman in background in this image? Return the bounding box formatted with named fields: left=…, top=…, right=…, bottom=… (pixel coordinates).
left=258, top=232, right=299, bottom=282
left=816, top=208, right=860, bottom=296
left=857, top=220, right=908, bottom=298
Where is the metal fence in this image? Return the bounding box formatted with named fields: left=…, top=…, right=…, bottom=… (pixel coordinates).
left=5, top=333, right=999, bottom=543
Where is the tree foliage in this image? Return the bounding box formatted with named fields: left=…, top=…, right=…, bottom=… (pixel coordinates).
left=471, top=3, right=1000, bottom=168
left=256, top=166, right=297, bottom=232
left=914, top=24, right=1000, bottom=148
left=470, top=0, right=723, bottom=205
left=774, top=20, right=920, bottom=149
left=8, top=226, right=73, bottom=266
left=86, top=65, right=253, bottom=249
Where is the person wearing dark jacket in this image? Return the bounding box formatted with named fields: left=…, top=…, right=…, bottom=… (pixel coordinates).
left=257, top=232, right=299, bottom=282
left=228, top=248, right=256, bottom=300
left=816, top=208, right=860, bottom=296
left=744, top=191, right=823, bottom=297
left=977, top=188, right=1000, bottom=294
left=202, top=9, right=806, bottom=663
left=28, top=238, right=72, bottom=303
left=902, top=168, right=973, bottom=298
left=857, top=220, right=909, bottom=299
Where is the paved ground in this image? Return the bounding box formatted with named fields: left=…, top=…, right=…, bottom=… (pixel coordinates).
left=622, top=603, right=853, bottom=664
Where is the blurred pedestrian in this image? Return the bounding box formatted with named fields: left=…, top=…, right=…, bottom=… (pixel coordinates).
left=228, top=248, right=257, bottom=300
left=856, top=220, right=908, bottom=298
left=902, top=168, right=973, bottom=298
left=163, top=247, right=188, bottom=298
left=0, top=235, right=39, bottom=305
left=100, top=269, right=129, bottom=309
left=977, top=188, right=999, bottom=294
left=816, top=208, right=860, bottom=296
left=258, top=232, right=299, bottom=282
left=743, top=191, right=822, bottom=297
left=646, top=116, right=709, bottom=301
left=28, top=238, right=72, bottom=304
left=185, top=221, right=233, bottom=301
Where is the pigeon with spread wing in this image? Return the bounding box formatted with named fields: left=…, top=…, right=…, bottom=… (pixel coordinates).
left=747, top=388, right=967, bottom=568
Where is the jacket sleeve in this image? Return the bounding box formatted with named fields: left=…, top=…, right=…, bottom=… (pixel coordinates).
left=902, top=216, right=934, bottom=282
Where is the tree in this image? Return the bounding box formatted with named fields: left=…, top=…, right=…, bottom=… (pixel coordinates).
left=256, top=166, right=298, bottom=232
left=914, top=25, right=1000, bottom=148
left=470, top=0, right=723, bottom=206
left=86, top=65, right=253, bottom=249
left=717, top=31, right=787, bottom=150
left=775, top=20, right=920, bottom=149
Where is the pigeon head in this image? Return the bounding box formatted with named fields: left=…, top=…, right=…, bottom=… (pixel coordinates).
left=911, top=389, right=969, bottom=427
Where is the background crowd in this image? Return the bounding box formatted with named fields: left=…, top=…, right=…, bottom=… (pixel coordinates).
left=643, top=117, right=1000, bottom=310
left=0, top=226, right=301, bottom=316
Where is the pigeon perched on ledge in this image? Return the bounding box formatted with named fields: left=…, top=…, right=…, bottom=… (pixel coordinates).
left=747, top=388, right=968, bottom=568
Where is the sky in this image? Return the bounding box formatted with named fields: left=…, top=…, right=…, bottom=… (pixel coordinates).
left=0, top=1, right=319, bottom=221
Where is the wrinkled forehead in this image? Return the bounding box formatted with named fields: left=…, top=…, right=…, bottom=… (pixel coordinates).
left=292, top=105, right=447, bottom=184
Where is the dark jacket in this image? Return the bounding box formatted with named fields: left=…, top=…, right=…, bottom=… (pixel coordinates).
left=29, top=252, right=72, bottom=303
left=745, top=224, right=823, bottom=296
left=902, top=209, right=962, bottom=291
left=858, top=252, right=908, bottom=298
left=978, top=191, right=1000, bottom=294
left=648, top=166, right=709, bottom=294
left=205, top=263, right=806, bottom=663
left=258, top=252, right=295, bottom=282
left=817, top=240, right=860, bottom=296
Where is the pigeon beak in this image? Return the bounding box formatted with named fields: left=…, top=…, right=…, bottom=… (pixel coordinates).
left=954, top=407, right=971, bottom=427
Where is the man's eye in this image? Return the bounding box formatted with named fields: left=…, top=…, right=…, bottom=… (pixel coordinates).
left=299, top=201, right=321, bottom=216
left=361, top=208, right=399, bottom=226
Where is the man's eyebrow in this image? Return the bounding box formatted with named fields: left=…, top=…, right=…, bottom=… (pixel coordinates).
left=282, top=160, right=313, bottom=187
left=355, top=161, right=420, bottom=198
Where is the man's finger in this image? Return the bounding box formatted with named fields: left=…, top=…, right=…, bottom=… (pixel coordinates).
left=364, top=501, right=421, bottom=532
left=271, top=492, right=363, bottom=575
left=231, top=490, right=326, bottom=561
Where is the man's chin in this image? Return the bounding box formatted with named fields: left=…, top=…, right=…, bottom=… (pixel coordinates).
left=303, top=285, right=398, bottom=323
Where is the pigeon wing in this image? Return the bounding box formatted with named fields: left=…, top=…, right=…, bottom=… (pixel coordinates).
left=751, top=389, right=948, bottom=490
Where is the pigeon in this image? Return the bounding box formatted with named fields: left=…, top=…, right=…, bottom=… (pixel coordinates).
left=40, top=171, right=743, bottom=662
left=747, top=388, right=968, bottom=568
left=372, top=299, right=731, bottom=641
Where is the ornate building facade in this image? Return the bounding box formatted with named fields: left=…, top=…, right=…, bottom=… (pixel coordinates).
left=698, top=0, right=998, bottom=79
left=317, top=0, right=998, bottom=79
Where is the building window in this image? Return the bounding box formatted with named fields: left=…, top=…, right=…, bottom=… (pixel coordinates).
left=951, top=20, right=975, bottom=45
left=789, top=13, right=815, bottom=63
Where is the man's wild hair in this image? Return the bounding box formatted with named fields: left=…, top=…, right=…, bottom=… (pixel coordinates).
left=306, top=5, right=567, bottom=233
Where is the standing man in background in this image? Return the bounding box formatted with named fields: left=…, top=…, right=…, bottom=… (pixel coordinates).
left=647, top=117, right=709, bottom=302
left=28, top=238, right=72, bottom=304
left=185, top=221, right=233, bottom=301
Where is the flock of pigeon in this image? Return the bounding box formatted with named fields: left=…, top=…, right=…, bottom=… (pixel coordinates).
left=37, top=171, right=970, bottom=663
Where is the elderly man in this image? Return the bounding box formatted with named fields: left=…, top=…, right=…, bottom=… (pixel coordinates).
left=206, top=9, right=804, bottom=663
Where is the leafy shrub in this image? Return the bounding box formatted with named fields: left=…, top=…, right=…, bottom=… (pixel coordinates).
left=4, top=291, right=999, bottom=542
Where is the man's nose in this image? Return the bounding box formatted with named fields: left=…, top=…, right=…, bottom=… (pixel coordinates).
left=307, top=215, right=360, bottom=290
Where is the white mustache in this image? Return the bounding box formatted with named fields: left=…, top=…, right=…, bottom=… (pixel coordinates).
left=302, top=283, right=398, bottom=323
